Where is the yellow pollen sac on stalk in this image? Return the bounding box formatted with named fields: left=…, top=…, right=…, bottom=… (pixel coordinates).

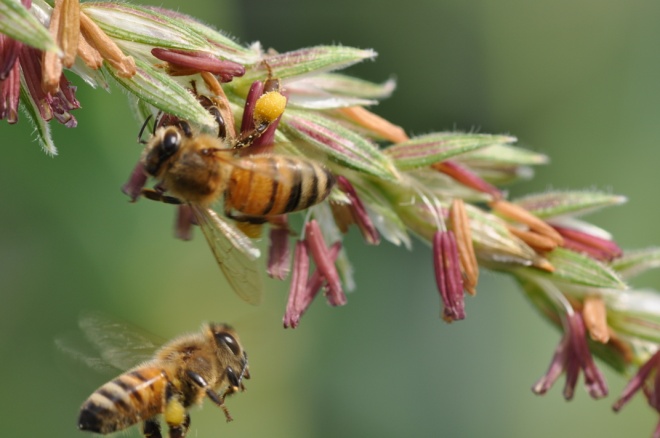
left=254, top=91, right=287, bottom=125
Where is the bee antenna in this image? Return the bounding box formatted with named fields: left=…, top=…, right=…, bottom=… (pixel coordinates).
left=137, top=114, right=154, bottom=145
left=153, top=111, right=164, bottom=134
left=261, top=60, right=273, bottom=79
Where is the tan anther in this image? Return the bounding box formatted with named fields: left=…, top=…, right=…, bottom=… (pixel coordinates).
left=76, top=34, right=103, bottom=69
left=491, top=199, right=564, bottom=246
left=79, top=11, right=136, bottom=78
left=329, top=201, right=354, bottom=234
left=507, top=226, right=558, bottom=253
left=43, top=0, right=64, bottom=94
left=532, top=257, right=555, bottom=272
left=583, top=296, right=610, bottom=343
left=338, top=106, right=409, bottom=143
left=58, top=0, right=80, bottom=67
left=448, top=199, right=479, bottom=295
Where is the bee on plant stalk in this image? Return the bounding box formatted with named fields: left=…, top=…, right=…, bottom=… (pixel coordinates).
left=129, top=78, right=335, bottom=304
left=77, top=322, right=249, bottom=438
left=142, top=123, right=335, bottom=218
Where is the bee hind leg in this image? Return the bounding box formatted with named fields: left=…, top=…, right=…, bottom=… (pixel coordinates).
left=143, top=419, right=162, bottom=438
left=164, top=393, right=190, bottom=438
left=164, top=382, right=191, bottom=438
left=223, top=200, right=268, bottom=225
left=225, top=211, right=268, bottom=225
left=167, top=414, right=190, bottom=438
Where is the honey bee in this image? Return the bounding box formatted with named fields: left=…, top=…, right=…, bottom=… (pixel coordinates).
left=77, top=320, right=250, bottom=438
left=135, top=83, right=335, bottom=304
left=142, top=126, right=335, bottom=217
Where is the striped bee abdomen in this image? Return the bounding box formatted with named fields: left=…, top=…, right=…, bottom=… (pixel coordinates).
left=78, top=367, right=168, bottom=434
left=227, top=156, right=335, bottom=217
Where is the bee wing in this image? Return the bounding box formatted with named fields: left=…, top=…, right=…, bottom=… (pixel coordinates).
left=54, top=335, right=119, bottom=376
left=191, top=205, right=264, bottom=305
left=79, top=311, right=162, bottom=369
left=55, top=312, right=163, bottom=386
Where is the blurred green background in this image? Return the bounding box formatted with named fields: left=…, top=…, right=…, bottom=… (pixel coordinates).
left=2, top=1, right=660, bottom=437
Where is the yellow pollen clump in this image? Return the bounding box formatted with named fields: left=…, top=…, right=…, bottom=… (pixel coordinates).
left=253, top=91, right=287, bottom=124
left=164, top=398, right=186, bottom=427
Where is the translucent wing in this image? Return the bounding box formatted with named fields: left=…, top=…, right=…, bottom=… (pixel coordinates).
left=54, top=336, right=118, bottom=376
left=191, top=205, right=264, bottom=305
left=55, top=311, right=162, bottom=373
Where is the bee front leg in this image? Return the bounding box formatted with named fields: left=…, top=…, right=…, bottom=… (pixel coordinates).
left=186, top=370, right=234, bottom=422
left=143, top=419, right=162, bottom=438
left=206, top=386, right=235, bottom=422
left=206, top=104, right=226, bottom=139
left=141, top=188, right=183, bottom=205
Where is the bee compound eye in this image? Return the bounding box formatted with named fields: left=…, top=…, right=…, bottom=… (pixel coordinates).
left=226, top=366, right=240, bottom=387
left=161, top=130, right=180, bottom=156
left=215, top=333, right=240, bottom=356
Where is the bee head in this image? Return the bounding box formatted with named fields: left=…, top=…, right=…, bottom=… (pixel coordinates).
left=209, top=323, right=242, bottom=355
left=207, top=323, right=250, bottom=390
left=143, top=126, right=184, bottom=176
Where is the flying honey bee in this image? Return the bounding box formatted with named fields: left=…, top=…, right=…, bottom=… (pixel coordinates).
left=76, top=319, right=250, bottom=438
left=131, top=79, right=336, bottom=305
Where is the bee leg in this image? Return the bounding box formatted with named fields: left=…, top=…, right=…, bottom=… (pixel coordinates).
left=223, top=204, right=268, bottom=225
left=234, top=76, right=284, bottom=150
left=205, top=103, right=226, bottom=139
left=164, top=386, right=189, bottom=438
left=234, top=118, right=274, bottom=149
left=207, top=389, right=234, bottom=422
left=174, top=120, right=192, bottom=138
left=185, top=369, right=208, bottom=388
left=225, top=365, right=241, bottom=388
left=167, top=414, right=190, bottom=438
left=186, top=370, right=234, bottom=422
left=193, top=95, right=226, bottom=139
left=227, top=212, right=268, bottom=225
left=143, top=419, right=162, bottom=438
left=224, top=211, right=265, bottom=238
left=141, top=188, right=183, bottom=205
